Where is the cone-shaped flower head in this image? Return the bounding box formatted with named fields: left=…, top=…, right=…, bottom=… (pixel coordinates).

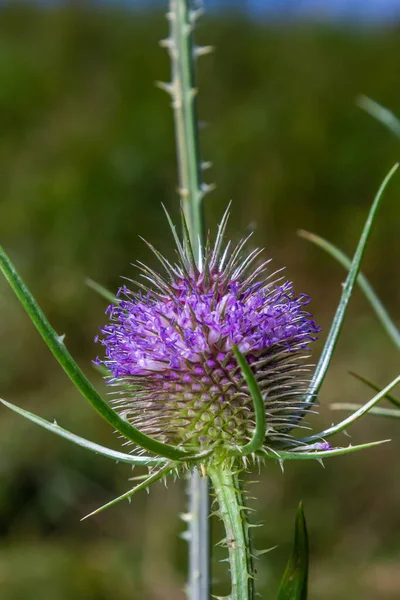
left=97, top=212, right=320, bottom=457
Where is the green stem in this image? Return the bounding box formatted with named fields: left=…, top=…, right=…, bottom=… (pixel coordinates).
left=165, top=2, right=210, bottom=598
left=167, top=0, right=205, bottom=253
left=208, top=464, right=254, bottom=600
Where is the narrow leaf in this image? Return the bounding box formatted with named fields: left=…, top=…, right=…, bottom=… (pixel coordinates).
left=298, top=231, right=400, bottom=349
left=277, top=502, right=308, bottom=600
left=331, top=403, right=400, bottom=419
left=357, top=95, right=400, bottom=138
left=81, top=463, right=174, bottom=520
left=232, top=344, right=267, bottom=455
left=0, top=244, right=189, bottom=461
left=85, top=278, right=119, bottom=305
left=303, top=163, right=398, bottom=406
left=301, top=373, right=400, bottom=443
left=349, top=370, right=400, bottom=409
left=0, top=398, right=165, bottom=466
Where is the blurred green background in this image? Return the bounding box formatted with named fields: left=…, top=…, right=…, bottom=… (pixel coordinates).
left=1, top=2, right=400, bottom=599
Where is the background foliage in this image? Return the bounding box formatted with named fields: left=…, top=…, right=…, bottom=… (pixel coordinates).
left=0, top=2, right=399, bottom=598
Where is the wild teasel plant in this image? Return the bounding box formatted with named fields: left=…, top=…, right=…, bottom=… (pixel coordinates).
left=1, top=3, right=400, bottom=599
left=1, top=180, right=400, bottom=599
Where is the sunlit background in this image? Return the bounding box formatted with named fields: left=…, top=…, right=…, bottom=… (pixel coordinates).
left=0, top=1, right=400, bottom=598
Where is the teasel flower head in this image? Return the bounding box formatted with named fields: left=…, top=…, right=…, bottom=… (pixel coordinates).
left=96, top=209, right=321, bottom=460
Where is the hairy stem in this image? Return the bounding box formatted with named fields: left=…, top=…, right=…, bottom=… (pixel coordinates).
left=208, top=464, right=254, bottom=600
left=165, top=1, right=210, bottom=598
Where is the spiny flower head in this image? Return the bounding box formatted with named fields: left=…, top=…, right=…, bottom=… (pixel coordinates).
left=97, top=211, right=320, bottom=457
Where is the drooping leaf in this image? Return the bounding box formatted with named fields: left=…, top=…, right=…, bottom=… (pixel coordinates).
left=276, top=502, right=308, bottom=600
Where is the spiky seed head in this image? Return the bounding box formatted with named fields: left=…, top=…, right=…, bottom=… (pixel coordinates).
left=96, top=211, right=320, bottom=458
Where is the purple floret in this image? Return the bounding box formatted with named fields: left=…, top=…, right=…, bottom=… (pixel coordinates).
left=100, top=279, right=320, bottom=380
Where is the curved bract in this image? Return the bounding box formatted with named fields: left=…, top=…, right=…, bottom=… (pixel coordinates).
left=0, top=243, right=190, bottom=462
left=302, top=164, right=398, bottom=407
left=0, top=398, right=166, bottom=467
left=301, top=372, right=400, bottom=443
left=231, top=344, right=266, bottom=456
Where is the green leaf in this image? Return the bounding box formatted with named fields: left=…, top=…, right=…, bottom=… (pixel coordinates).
left=357, top=95, right=400, bottom=138
left=0, top=243, right=189, bottom=461
left=231, top=344, right=267, bottom=455
left=303, top=163, right=398, bottom=406
left=349, top=370, right=400, bottom=409
left=85, top=278, right=119, bottom=305
left=0, top=398, right=166, bottom=466
left=331, top=403, right=400, bottom=419
left=277, top=502, right=308, bottom=600
left=301, top=372, right=400, bottom=443
left=298, top=231, right=400, bottom=350
left=81, top=462, right=175, bottom=520
left=261, top=439, right=390, bottom=462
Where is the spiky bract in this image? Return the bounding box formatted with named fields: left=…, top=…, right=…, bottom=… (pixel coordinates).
left=97, top=211, right=320, bottom=456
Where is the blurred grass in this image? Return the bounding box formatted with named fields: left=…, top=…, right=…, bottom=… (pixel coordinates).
left=0, top=2, right=400, bottom=599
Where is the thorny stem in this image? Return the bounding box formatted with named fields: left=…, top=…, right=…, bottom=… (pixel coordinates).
left=166, top=0, right=206, bottom=252
left=208, top=464, right=254, bottom=600
left=164, top=1, right=210, bottom=599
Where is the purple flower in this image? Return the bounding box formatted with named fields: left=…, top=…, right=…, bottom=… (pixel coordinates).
left=315, top=441, right=332, bottom=451
left=97, top=214, right=320, bottom=453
